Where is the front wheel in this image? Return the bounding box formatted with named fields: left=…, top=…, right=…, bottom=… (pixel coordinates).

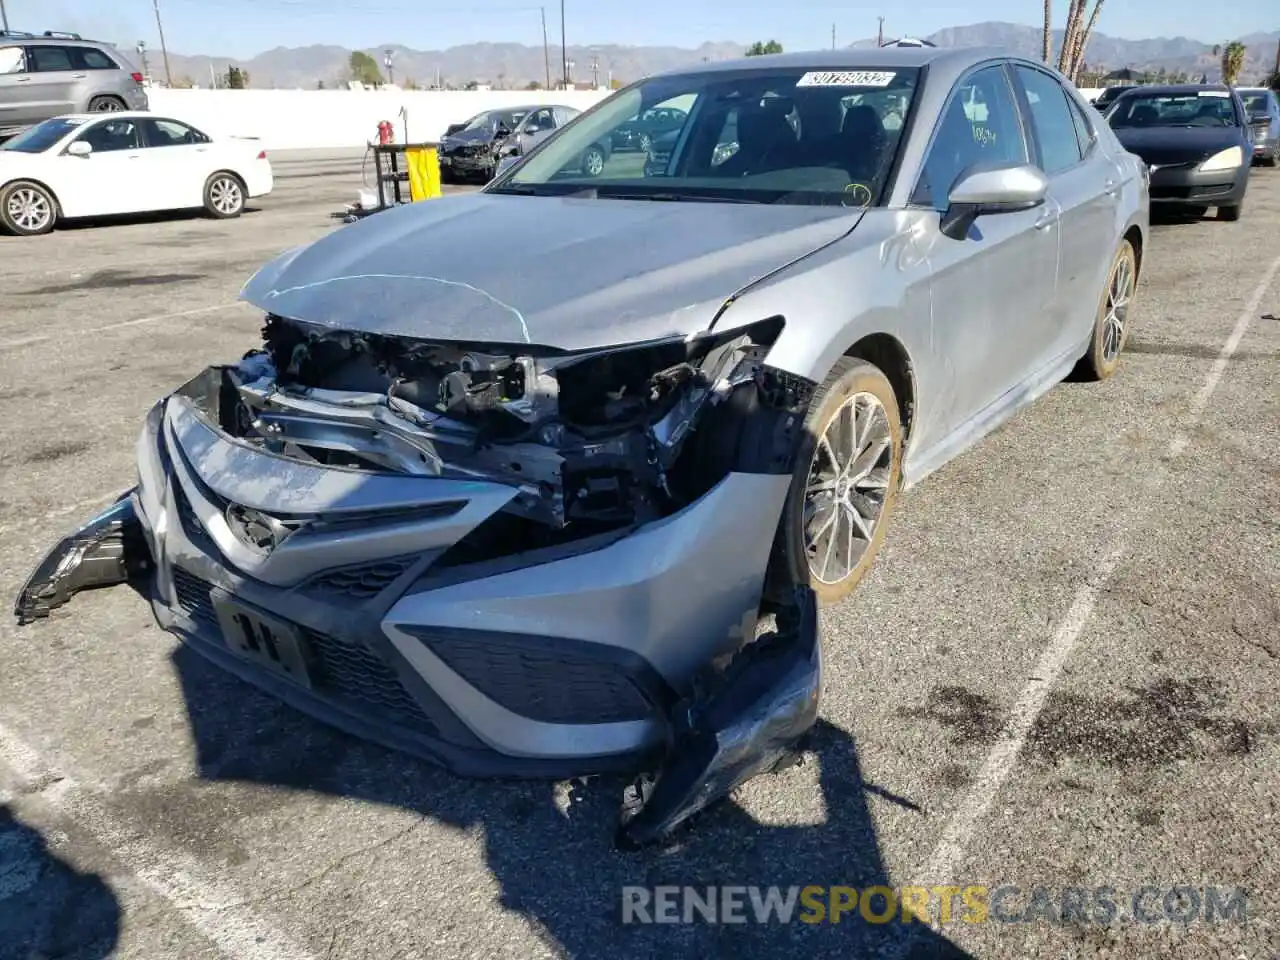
left=1, top=180, right=58, bottom=235
left=774, top=358, right=903, bottom=606
left=203, top=172, right=245, bottom=219
left=1217, top=201, right=1242, bottom=221
left=581, top=145, right=606, bottom=177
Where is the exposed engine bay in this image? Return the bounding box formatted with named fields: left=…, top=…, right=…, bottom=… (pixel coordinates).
left=187, top=313, right=809, bottom=557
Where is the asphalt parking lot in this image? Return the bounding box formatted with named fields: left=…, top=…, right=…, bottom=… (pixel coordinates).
left=0, top=149, right=1277, bottom=960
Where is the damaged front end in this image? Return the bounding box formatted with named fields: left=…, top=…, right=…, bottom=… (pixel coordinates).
left=13, top=310, right=824, bottom=844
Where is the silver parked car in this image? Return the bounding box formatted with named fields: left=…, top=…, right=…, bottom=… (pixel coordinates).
left=17, top=47, right=1146, bottom=832
left=0, top=31, right=149, bottom=138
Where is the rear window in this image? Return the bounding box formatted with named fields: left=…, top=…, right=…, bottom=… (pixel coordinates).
left=72, top=47, right=119, bottom=71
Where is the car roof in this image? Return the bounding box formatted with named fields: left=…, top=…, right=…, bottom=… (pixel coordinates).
left=51, top=112, right=156, bottom=122
left=1112, top=83, right=1234, bottom=96
left=8, top=35, right=112, bottom=47
left=651, top=45, right=1013, bottom=79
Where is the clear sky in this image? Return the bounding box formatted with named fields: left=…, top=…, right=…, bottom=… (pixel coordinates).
left=11, top=0, right=1277, bottom=61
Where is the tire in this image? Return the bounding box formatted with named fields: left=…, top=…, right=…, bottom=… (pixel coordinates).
left=773, top=358, right=904, bottom=607
left=1075, top=238, right=1137, bottom=381
left=581, top=145, right=606, bottom=177
left=88, top=95, right=125, bottom=112
left=1267, top=145, right=1280, bottom=168
left=1217, top=201, right=1242, bottom=221
left=203, top=172, right=245, bottom=219
left=0, top=179, right=58, bottom=236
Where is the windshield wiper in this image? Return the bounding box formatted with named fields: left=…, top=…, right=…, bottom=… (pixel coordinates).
left=596, top=189, right=762, bottom=204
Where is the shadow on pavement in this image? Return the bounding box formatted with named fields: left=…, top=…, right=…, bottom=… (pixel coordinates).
left=0, top=803, right=121, bottom=959
left=171, top=643, right=973, bottom=959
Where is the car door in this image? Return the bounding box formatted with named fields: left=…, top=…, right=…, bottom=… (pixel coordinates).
left=0, top=45, right=41, bottom=127
left=913, top=62, right=1059, bottom=435
left=23, top=45, right=80, bottom=119
left=55, top=117, right=152, bottom=216
left=139, top=117, right=214, bottom=209
left=1012, top=63, right=1120, bottom=364
left=519, top=107, right=558, bottom=153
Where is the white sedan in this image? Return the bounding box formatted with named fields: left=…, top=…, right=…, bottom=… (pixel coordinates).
left=0, top=112, right=273, bottom=235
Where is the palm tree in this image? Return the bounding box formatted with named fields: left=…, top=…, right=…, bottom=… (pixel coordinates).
left=1042, top=0, right=1053, bottom=63
left=1056, top=0, right=1104, bottom=82
left=1220, top=41, right=1247, bottom=86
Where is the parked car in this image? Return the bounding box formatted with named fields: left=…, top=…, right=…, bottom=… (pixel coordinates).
left=1103, top=84, right=1252, bottom=220
left=1089, top=85, right=1131, bottom=112
left=1236, top=86, right=1280, bottom=167
left=0, top=31, right=148, bottom=139
left=439, top=104, right=611, bottom=183
left=19, top=49, right=1146, bottom=796
left=610, top=105, right=688, bottom=152
left=0, top=112, right=272, bottom=234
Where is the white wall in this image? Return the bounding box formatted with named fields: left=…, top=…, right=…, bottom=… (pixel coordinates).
left=147, top=89, right=615, bottom=150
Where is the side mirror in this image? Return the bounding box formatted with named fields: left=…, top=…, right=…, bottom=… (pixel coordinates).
left=495, top=154, right=521, bottom=178
left=939, top=163, right=1048, bottom=240
left=66, top=140, right=92, bottom=157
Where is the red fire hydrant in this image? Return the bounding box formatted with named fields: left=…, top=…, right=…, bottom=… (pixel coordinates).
left=377, top=120, right=394, bottom=145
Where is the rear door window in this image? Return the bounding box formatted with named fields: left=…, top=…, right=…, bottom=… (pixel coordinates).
left=27, top=46, right=76, bottom=72
left=1014, top=65, right=1084, bottom=174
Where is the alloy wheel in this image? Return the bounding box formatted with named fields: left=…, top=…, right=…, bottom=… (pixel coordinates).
left=6, top=188, right=52, bottom=232
left=93, top=99, right=123, bottom=112
left=804, top=391, right=893, bottom=584
left=210, top=177, right=243, bottom=215
left=1101, top=251, right=1133, bottom=363
left=584, top=148, right=605, bottom=176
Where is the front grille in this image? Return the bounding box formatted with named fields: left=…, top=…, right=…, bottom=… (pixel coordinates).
left=169, top=569, right=438, bottom=735
left=173, top=484, right=216, bottom=553
left=411, top=629, right=653, bottom=725
left=304, top=558, right=415, bottom=599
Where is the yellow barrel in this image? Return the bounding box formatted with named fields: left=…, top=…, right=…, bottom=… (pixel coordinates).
left=405, top=144, right=442, bottom=201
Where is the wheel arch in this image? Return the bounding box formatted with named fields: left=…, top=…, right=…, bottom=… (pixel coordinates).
left=0, top=176, right=63, bottom=214
left=842, top=332, right=917, bottom=447
left=1123, top=223, right=1144, bottom=279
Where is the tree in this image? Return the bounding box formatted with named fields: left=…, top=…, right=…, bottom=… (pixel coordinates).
left=316, top=79, right=326, bottom=90
left=224, top=65, right=249, bottom=89
left=171, top=75, right=194, bottom=89
left=1268, top=69, right=1280, bottom=93
left=609, top=78, right=623, bottom=90
left=525, top=80, right=542, bottom=90
left=349, top=50, right=384, bottom=86
left=745, top=40, right=783, bottom=56
left=1220, top=41, right=1246, bottom=86
left=1055, top=0, right=1106, bottom=83
left=1042, top=0, right=1052, bottom=62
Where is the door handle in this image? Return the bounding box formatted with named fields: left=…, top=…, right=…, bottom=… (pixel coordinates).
left=15, top=76, right=31, bottom=82
left=71, top=73, right=87, bottom=79
left=1034, top=210, right=1059, bottom=230
left=1103, top=178, right=1118, bottom=196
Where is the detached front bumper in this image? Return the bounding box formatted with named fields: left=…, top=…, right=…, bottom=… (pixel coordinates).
left=1147, top=162, right=1248, bottom=206
left=104, top=387, right=790, bottom=778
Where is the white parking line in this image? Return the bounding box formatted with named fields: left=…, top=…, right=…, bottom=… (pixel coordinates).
left=0, top=302, right=235, bottom=353
left=919, top=250, right=1280, bottom=891
left=0, top=718, right=317, bottom=960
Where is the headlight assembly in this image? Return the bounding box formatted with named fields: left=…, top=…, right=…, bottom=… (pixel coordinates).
left=1199, top=146, right=1243, bottom=172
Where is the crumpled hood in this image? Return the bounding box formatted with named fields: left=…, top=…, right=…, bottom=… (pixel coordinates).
left=240, top=193, right=863, bottom=351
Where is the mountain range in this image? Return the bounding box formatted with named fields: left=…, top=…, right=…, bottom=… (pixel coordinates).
left=155, top=21, right=1280, bottom=90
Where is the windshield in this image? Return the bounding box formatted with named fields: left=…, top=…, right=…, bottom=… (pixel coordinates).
left=0, top=117, right=85, bottom=153
left=1107, top=91, right=1240, bottom=129
left=1240, top=92, right=1270, bottom=114
left=491, top=66, right=921, bottom=207
left=463, top=109, right=527, bottom=134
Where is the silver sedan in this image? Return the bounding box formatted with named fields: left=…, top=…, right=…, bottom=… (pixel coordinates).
left=18, top=46, right=1147, bottom=810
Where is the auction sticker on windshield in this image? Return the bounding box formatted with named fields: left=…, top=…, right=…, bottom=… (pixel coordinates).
left=797, top=71, right=896, bottom=87
left=1197, top=90, right=1230, bottom=97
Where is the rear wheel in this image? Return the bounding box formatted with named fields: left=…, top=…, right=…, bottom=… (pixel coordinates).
left=1217, top=201, right=1242, bottom=221
left=0, top=180, right=57, bottom=236
left=1075, top=238, right=1137, bottom=381
left=581, top=145, right=606, bottom=177
left=774, top=358, right=903, bottom=607
left=203, top=172, right=245, bottom=218
left=88, top=95, right=125, bottom=112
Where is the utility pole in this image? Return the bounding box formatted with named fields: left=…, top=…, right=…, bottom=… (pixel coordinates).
left=559, top=0, right=568, bottom=88
left=831, top=24, right=836, bottom=51
left=383, top=49, right=395, bottom=86
left=540, top=7, right=551, bottom=90
left=877, top=16, right=885, bottom=47
left=590, top=53, right=598, bottom=89
left=152, top=0, right=173, bottom=87
left=0, top=1, right=9, bottom=33
left=136, top=41, right=149, bottom=82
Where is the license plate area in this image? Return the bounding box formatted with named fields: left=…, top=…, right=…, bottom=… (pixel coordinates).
left=213, top=591, right=313, bottom=689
